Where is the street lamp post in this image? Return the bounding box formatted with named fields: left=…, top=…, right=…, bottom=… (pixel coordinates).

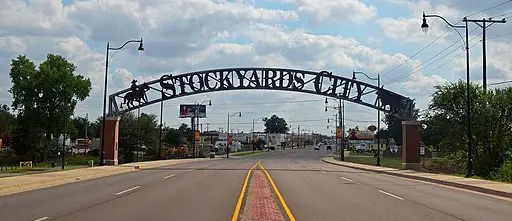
left=100, top=38, right=144, bottom=166
left=352, top=71, right=380, bottom=166
left=227, top=112, right=241, bottom=158
left=252, top=117, right=265, bottom=153
left=193, top=100, right=211, bottom=157
left=325, top=97, right=345, bottom=161
left=422, top=13, right=474, bottom=177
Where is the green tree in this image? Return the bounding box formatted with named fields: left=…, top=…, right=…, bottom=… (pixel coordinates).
left=71, top=117, right=91, bottom=140
left=263, top=115, right=289, bottom=133
left=383, top=105, right=419, bottom=146
left=164, top=128, right=184, bottom=147
left=0, top=104, right=17, bottom=135
left=426, top=81, right=512, bottom=177
left=117, top=111, right=159, bottom=163
left=9, top=54, right=91, bottom=160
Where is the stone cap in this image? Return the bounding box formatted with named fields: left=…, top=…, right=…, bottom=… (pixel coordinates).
left=402, top=121, right=420, bottom=125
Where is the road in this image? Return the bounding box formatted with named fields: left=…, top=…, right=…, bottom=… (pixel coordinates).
left=1, top=147, right=511, bottom=221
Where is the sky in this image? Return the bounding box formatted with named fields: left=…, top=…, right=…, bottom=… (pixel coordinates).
left=0, top=0, right=511, bottom=135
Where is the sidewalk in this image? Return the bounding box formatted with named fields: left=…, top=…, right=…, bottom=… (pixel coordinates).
left=322, top=156, right=512, bottom=199
left=0, top=158, right=217, bottom=196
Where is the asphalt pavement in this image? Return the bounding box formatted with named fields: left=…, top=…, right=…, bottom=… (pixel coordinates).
left=1, top=147, right=511, bottom=221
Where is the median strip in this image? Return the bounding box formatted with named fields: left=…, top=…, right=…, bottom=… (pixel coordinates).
left=231, top=161, right=260, bottom=221
left=259, top=162, right=296, bottom=221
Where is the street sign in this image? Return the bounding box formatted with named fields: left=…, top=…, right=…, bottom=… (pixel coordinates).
left=368, top=125, right=377, bottom=132
left=228, top=135, right=233, bottom=145
left=179, top=104, right=207, bottom=118
left=336, top=127, right=343, bottom=138
left=195, top=130, right=200, bottom=141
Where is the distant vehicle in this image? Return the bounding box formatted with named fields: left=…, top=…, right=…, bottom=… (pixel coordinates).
left=355, top=143, right=367, bottom=153
left=314, top=146, right=320, bottom=150
left=326, top=145, right=332, bottom=151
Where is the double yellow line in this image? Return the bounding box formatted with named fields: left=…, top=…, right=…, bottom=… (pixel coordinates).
left=231, top=160, right=296, bottom=221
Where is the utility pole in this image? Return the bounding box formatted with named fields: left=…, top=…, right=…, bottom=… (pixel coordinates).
left=297, top=125, right=300, bottom=148
left=462, top=18, right=506, bottom=92
left=159, top=99, right=163, bottom=159
left=137, top=108, right=140, bottom=162
left=85, top=113, right=88, bottom=138
left=339, top=98, right=344, bottom=161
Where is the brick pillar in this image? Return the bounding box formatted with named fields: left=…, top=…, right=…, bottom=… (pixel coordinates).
left=402, top=121, right=421, bottom=170
left=100, top=117, right=120, bottom=165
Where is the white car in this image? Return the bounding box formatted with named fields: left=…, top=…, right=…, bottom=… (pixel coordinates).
left=314, top=145, right=320, bottom=150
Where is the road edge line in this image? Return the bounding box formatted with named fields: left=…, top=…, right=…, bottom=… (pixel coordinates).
left=258, top=162, right=296, bottom=221
left=231, top=161, right=260, bottom=221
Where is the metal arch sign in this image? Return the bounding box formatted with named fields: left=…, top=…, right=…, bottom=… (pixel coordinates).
left=108, top=68, right=414, bottom=119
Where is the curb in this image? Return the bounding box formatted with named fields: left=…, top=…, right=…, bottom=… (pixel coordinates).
left=321, top=157, right=512, bottom=199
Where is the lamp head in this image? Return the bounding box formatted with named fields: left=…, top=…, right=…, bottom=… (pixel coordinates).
left=137, top=38, right=144, bottom=52
left=421, top=13, right=429, bottom=33
left=325, top=106, right=328, bottom=112
left=208, top=100, right=212, bottom=106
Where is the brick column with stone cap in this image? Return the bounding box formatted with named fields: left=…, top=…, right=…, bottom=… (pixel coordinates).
left=100, top=116, right=120, bottom=165
left=402, top=121, right=421, bottom=170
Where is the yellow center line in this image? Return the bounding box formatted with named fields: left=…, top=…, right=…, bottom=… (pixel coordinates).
left=231, top=160, right=260, bottom=221
left=258, top=161, right=297, bottom=221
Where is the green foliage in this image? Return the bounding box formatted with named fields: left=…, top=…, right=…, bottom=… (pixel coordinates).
left=263, top=115, right=289, bottom=133
left=117, top=111, right=160, bottom=163
left=0, top=104, right=17, bottom=134
left=383, top=105, right=419, bottom=146
left=425, top=81, right=512, bottom=178
left=491, top=160, right=512, bottom=182
left=8, top=54, right=91, bottom=160
left=164, top=128, right=184, bottom=147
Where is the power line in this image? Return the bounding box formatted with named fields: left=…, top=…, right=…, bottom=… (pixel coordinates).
left=488, top=80, right=512, bottom=85
left=466, top=0, right=512, bottom=17
left=381, top=0, right=512, bottom=80
left=487, top=31, right=512, bottom=40
left=385, top=27, right=480, bottom=84
left=380, top=30, right=449, bottom=77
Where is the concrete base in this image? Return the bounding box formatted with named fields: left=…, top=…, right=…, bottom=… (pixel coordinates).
left=104, top=159, right=119, bottom=166
left=402, top=163, right=421, bottom=171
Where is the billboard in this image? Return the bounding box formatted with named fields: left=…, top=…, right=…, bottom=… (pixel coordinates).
left=179, top=104, right=207, bottom=118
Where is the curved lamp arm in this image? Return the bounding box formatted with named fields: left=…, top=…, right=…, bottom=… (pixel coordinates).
left=108, top=38, right=143, bottom=51
left=353, top=71, right=378, bottom=81
left=423, top=13, right=466, bottom=45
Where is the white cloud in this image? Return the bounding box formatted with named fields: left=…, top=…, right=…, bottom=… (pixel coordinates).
left=288, top=0, right=377, bottom=24
left=4, top=0, right=500, bottom=133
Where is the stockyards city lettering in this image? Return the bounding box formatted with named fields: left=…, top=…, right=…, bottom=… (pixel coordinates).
left=108, top=68, right=414, bottom=119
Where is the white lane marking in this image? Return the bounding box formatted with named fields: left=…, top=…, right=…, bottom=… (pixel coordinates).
left=320, top=171, right=327, bottom=174
left=186, top=169, right=194, bottom=172
left=115, top=186, right=141, bottom=195
left=340, top=177, right=353, bottom=182
left=163, top=174, right=176, bottom=179
left=378, top=190, right=404, bottom=200
left=34, top=217, right=49, bottom=221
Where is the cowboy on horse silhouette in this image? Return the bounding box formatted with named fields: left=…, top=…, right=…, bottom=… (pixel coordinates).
left=121, top=79, right=150, bottom=108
